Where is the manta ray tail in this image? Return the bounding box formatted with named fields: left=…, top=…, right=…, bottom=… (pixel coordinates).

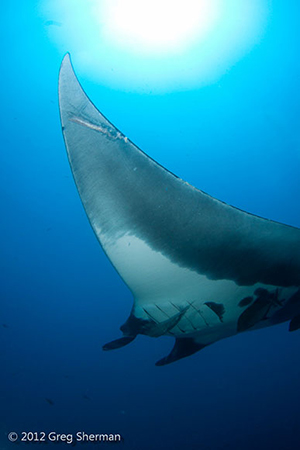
left=155, top=338, right=206, bottom=366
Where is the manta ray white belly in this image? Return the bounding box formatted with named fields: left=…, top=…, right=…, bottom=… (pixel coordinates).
left=58, top=54, right=300, bottom=366
left=105, top=233, right=293, bottom=336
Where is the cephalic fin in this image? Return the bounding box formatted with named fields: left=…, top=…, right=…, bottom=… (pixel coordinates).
left=155, top=338, right=206, bottom=366
left=103, top=336, right=136, bottom=351
left=289, top=314, right=300, bottom=332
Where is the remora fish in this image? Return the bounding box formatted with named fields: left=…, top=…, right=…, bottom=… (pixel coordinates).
left=58, top=54, right=300, bottom=366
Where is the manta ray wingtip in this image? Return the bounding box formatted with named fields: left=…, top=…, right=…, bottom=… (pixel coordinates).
left=59, top=53, right=72, bottom=78
left=61, top=52, right=71, bottom=65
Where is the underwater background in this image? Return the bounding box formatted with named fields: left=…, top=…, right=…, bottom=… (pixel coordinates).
left=1, top=1, right=300, bottom=449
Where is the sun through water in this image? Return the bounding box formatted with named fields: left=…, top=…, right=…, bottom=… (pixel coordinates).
left=41, top=0, right=269, bottom=92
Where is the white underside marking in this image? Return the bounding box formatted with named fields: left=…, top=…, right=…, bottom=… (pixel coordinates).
left=99, top=233, right=290, bottom=341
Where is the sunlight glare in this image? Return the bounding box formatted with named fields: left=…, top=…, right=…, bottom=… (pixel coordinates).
left=97, top=0, right=220, bottom=55
left=41, top=0, right=269, bottom=93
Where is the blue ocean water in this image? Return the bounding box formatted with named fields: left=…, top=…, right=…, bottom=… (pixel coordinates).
left=1, top=2, right=300, bottom=450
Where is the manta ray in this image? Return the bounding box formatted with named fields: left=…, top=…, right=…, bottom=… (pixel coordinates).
left=58, top=54, right=300, bottom=366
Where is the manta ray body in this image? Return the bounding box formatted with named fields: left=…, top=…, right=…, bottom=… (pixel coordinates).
left=58, top=54, right=300, bottom=365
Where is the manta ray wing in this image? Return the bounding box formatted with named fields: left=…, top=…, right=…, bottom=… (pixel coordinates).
left=59, top=54, right=300, bottom=365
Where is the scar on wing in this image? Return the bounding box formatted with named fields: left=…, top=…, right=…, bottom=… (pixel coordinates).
left=70, top=116, right=128, bottom=143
